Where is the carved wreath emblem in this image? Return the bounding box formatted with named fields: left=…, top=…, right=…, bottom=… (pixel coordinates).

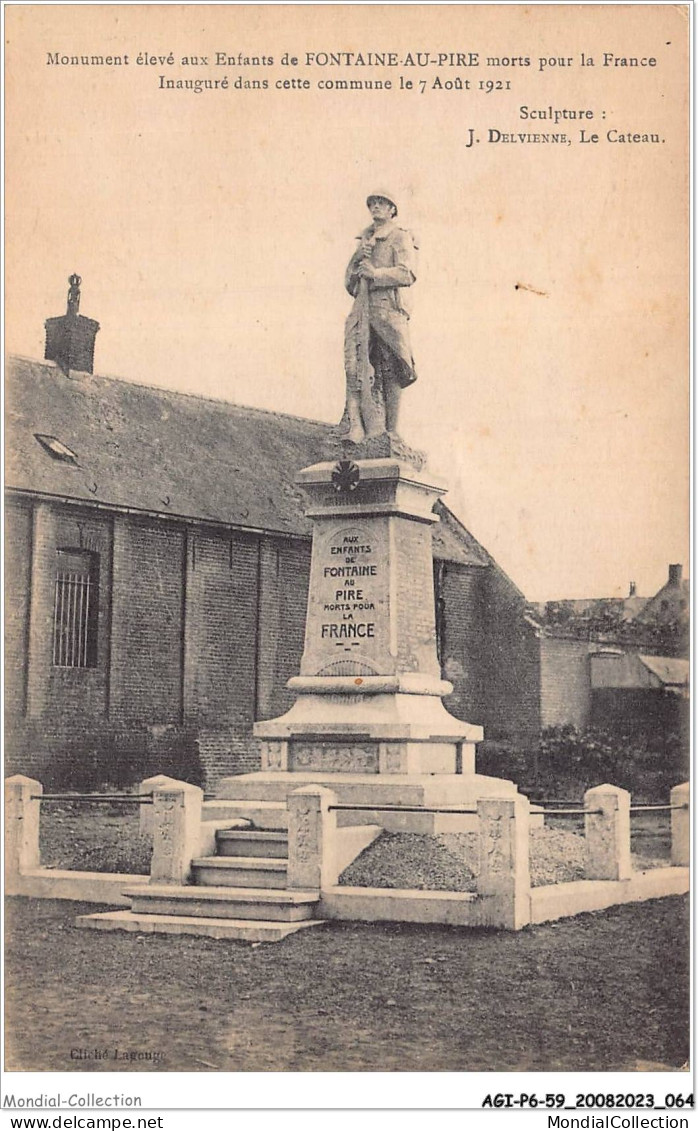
left=331, top=460, right=360, bottom=494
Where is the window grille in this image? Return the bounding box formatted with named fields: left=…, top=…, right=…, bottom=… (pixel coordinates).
left=52, top=550, right=98, bottom=668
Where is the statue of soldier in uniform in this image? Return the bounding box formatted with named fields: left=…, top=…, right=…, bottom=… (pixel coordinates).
left=341, top=191, right=418, bottom=443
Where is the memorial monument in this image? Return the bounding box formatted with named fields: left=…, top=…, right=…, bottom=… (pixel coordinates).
left=219, top=191, right=519, bottom=828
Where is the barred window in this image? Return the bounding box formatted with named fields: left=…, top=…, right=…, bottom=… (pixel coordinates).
left=52, top=549, right=99, bottom=668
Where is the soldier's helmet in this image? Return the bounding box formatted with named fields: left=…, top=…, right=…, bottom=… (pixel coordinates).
left=366, top=190, right=398, bottom=217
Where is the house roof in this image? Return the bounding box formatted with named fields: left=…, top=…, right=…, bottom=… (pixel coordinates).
left=638, top=655, right=690, bottom=688
left=635, top=579, right=690, bottom=624
left=590, top=650, right=689, bottom=693
left=528, top=594, right=649, bottom=620
left=590, top=649, right=638, bottom=690
left=5, top=355, right=489, bottom=567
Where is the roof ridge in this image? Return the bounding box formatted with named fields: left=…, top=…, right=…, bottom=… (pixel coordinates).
left=6, top=352, right=505, bottom=572
left=7, top=354, right=333, bottom=430
left=435, top=500, right=492, bottom=564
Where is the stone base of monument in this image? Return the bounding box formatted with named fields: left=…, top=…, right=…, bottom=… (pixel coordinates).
left=229, top=450, right=529, bottom=834
left=254, top=688, right=482, bottom=776
left=246, top=687, right=504, bottom=831
left=214, top=770, right=526, bottom=834
left=322, top=428, right=427, bottom=472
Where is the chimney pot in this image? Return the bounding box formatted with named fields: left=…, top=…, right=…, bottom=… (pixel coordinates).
left=628, top=581, right=637, bottom=597
left=44, top=274, right=100, bottom=375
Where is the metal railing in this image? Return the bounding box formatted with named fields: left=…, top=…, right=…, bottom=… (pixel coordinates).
left=630, top=804, right=687, bottom=812
left=531, top=800, right=688, bottom=816
left=29, top=790, right=219, bottom=804
left=535, top=808, right=600, bottom=816
left=28, top=794, right=689, bottom=814
left=529, top=798, right=584, bottom=805
left=327, top=801, right=608, bottom=816
left=327, top=803, right=478, bottom=815
left=30, top=793, right=152, bottom=804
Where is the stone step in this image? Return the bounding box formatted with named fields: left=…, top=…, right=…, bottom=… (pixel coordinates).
left=126, top=884, right=318, bottom=921
left=192, top=856, right=287, bottom=889
left=215, top=772, right=433, bottom=806
left=76, top=909, right=323, bottom=942
left=202, top=799, right=288, bottom=830
left=216, top=829, right=288, bottom=858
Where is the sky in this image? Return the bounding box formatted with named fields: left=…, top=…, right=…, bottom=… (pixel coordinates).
left=5, top=3, right=689, bottom=601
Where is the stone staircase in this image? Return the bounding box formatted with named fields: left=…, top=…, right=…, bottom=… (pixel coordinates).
left=77, top=813, right=324, bottom=942
left=192, top=828, right=289, bottom=889
left=76, top=773, right=519, bottom=941
left=203, top=799, right=288, bottom=829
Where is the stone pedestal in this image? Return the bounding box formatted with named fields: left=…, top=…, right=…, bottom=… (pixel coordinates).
left=584, top=784, right=631, bottom=881
left=150, top=780, right=204, bottom=885
left=670, top=782, right=689, bottom=867
left=254, top=455, right=482, bottom=776
left=5, top=774, right=42, bottom=883
left=287, top=786, right=339, bottom=890
left=477, top=795, right=531, bottom=929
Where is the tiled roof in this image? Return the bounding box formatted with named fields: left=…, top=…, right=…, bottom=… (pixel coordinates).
left=635, top=580, right=690, bottom=624
left=528, top=595, right=649, bottom=619
left=5, top=355, right=489, bottom=567
left=638, top=655, right=689, bottom=687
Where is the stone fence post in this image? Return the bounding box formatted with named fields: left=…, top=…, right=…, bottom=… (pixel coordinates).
left=150, top=780, right=203, bottom=885
left=287, top=786, right=338, bottom=891
left=477, top=795, right=531, bottom=929
left=584, top=784, right=631, bottom=881
left=5, top=775, right=42, bottom=890
left=670, top=782, right=689, bottom=867
left=138, top=774, right=181, bottom=837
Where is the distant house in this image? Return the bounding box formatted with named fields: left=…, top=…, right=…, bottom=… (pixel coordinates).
left=590, top=649, right=689, bottom=745
left=634, top=564, right=689, bottom=626
left=5, top=283, right=542, bottom=787
left=528, top=580, right=649, bottom=626
left=528, top=566, right=689, bottom=655
left=526, top=566, right=689, bottom=739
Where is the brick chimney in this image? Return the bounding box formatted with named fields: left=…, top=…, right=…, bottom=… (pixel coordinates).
left=44, top=274, right=100, bottom=375
left=668, top=564, right=683, bottom=586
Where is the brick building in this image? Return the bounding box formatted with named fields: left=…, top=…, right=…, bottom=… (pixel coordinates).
left=5, top=297, right=543, bottom=788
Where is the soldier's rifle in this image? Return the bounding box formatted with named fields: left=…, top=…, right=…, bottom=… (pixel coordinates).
left=356, top=265, right=380, bottom=436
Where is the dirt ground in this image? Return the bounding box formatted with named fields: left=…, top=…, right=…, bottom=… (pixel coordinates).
left=5, top=894, right=689, bottom=1073
left=39, top=804, right=152, bottom=874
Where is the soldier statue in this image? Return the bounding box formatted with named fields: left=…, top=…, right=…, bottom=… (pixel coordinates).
left=341, top=191, right=418, bottom=443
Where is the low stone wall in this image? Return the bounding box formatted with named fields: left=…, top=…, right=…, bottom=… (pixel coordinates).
left=7, top=868, right=147, bottom=906
left=285, top=784, right=532, bottom=928
left=287, top=781, right=689, bottom=930
left=5, top=774, right=690, bottom=931
left=531, top=868, right=689, bottom=925
left=320, top=887, right=481, bottom=926
left=4, top=773, right=203, bottom=904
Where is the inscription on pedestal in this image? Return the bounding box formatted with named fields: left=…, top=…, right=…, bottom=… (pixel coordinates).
left=305, top=522, right=389, bottom=676
left=321, top=525, right=377, bottom=643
